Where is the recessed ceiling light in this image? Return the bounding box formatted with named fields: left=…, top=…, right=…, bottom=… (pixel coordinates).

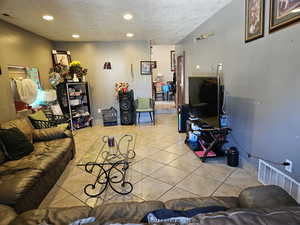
left=42, top=15, right=54, bottom=21
left=72, top=34, right=80, bottom=39
left=126, top=33, right=134, bottom=38
left=292, top=8, right=300, bottom=13
left=123, top=13, right=133, bottom=20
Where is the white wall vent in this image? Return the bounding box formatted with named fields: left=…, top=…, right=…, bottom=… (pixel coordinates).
left=258, top=159, right=300, bottom=203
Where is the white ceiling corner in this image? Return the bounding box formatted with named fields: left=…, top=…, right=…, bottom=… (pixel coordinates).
left=0, top=0, right=232, bottom=44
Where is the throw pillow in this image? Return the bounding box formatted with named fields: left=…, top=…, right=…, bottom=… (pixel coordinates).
left=141, top=206, right=227, bottom=223
left=0, top=128, right=34, bottom=160
left=0, top=138, right=7, bottom=164
left=28, top=110, right=49, bottom=121
left=0, top=117, right=34, bottom=143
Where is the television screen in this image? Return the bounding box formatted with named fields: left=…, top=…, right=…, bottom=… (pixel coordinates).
left=189, top=77, right=219, bottom=117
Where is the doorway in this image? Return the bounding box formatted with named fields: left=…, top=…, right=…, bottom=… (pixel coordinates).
left=151, top=45, right=176, bottom=114
left=176, top=52, right=185, bottom=109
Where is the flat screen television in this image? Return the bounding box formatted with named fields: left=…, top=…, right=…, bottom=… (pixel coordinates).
left=189, top=76, right=222, bottom=118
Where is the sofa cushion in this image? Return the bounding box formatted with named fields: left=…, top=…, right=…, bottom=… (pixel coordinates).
left=0, top=118, right=34, bottom=143
left=91, top=201, right=165, bottom=224
left=0, top=128, right=34, bottom=160
left=33, top=127, right=71, bottom=142
left=9, top=206, right=92, bottom=225
left=0, top=168, right=43, bottom=205
left=191, top=207, right=300, bottom=225
left=238, top=185, right=298, bottom=209
left=165, top=197, right=239, bottom=211
left=0, top=138, right=74, bottom=206
left=32, top=138, right=74, bottom=171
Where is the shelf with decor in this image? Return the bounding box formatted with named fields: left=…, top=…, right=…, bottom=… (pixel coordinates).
left=56, top=82, right=92, bottom=130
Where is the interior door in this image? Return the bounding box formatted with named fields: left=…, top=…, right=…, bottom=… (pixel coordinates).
left=176, top=52, right=185, bottom=109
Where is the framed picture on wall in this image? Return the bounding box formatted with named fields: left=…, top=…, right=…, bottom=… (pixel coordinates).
left=269, top=0, right=300, bottom=32
left=151, top=61, right=157, bottom=69
left=140, top=61, right=152, bottom=75
left=245, top=0, right=265, bottom=42
left=170, top=50, right=176, bottom=71
left=52, top=50, right=72, bottom=67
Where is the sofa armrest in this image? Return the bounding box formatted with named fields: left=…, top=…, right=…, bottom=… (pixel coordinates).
left=0, top=204, right=17, bottom=225
left=238, top=185, right=298, bottom=209
left=33, top=127, right=73, bottom=142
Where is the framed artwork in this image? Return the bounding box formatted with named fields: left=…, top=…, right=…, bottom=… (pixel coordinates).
left=52, top=50, right=72, bottom=67
left=270, top=0, right=300, bottom=32
left=245, top=0, right=265, bottom=42
left=140, top=61, right=152, bottom=75
left=151, top=61, right=157, bottom=69
left=170, top=50, right=176, bottom=71
left=26, top=67, right=42, bottom=89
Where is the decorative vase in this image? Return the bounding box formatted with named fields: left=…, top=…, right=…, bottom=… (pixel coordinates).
left=82, top=75, right=86, bottom=82
left=73, top=74, right=79, bottom=82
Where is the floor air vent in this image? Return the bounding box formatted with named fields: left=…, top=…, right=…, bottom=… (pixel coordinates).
left=258, top=159, right=300, bottom=203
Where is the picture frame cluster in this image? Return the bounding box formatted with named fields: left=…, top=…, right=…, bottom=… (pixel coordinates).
left=245, top=0, right=300, bottom=42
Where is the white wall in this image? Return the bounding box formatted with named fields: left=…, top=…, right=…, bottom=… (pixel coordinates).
left=54, top=41, right=151, bottom=122
left=151, top=45, right=175, bottom=82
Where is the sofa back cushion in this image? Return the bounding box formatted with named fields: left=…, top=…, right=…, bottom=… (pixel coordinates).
left=0, top=128, right=34, bottom=160
left=238, top=185, right=298, bottom=209
left=191, top=207, right=300, bottom=225
left=0, top=117, right=34, bottom=143
left=91, top=201, right=165, bottom=224
left=10, top=206, right=92, bottom=225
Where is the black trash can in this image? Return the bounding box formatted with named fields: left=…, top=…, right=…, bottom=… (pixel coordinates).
left=227, top=147, right=239, bottom=167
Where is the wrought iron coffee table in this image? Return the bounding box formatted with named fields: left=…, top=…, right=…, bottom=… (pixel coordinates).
left=77, top=134, right=136, bottom=198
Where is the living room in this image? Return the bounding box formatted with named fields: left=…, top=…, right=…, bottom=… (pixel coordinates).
left=0, top=0, right=300, bottom=224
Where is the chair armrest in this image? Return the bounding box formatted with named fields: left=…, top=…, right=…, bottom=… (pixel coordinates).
left=33, top=127, right=72, bottom=142
left=0, top=204, right=17, bottom=225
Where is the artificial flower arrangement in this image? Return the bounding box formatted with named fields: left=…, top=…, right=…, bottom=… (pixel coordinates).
left=69, top=61, right=88, bottom=80
left=48, top=61, right=88, bottom=87
left=115, top=82, right=129, bottom=96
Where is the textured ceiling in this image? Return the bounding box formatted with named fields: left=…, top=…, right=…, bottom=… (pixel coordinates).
left=0, top=0, right=231, bottom=44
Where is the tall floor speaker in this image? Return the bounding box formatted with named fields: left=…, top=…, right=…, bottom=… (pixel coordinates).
left=178, top=104, right=190, bottom=133
left=119, top=90, right=135, bottom=125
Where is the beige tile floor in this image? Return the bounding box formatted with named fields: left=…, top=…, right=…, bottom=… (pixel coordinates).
left=39, top=113, right=261, bottom=209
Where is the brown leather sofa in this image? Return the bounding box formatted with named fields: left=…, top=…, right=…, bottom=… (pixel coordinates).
left=0, top=117, right=75, bottom=213
left=1, top=185, right=299, bottom=225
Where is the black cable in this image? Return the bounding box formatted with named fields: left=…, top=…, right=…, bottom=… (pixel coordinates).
left=229, top=132, right=289, bottom=167
left=247, top=153, right=290, bottom=166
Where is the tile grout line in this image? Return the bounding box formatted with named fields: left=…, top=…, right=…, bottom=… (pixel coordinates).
left=156, top=163, right=204, bottom=200
left=210, top=168, right=237, bottom=196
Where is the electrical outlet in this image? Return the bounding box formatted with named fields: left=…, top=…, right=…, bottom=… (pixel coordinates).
left=285, top=159, right=292, bottom=173
left=97, top=108, right=101, bottom=114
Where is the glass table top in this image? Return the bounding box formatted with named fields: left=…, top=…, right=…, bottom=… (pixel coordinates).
left=76, top=133, right=138, bottom=206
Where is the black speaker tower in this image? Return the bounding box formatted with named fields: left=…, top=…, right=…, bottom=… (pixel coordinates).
left=119, top=90, right=135, bottom=125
